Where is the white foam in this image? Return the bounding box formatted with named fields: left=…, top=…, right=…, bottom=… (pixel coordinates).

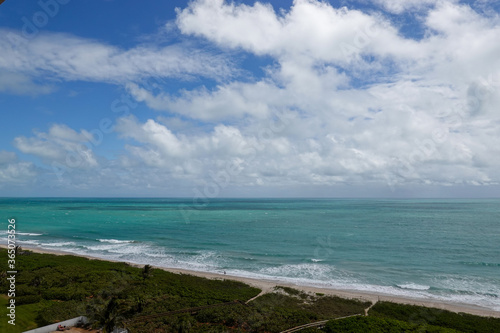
left=85, top=243, right=133, bottom=252
left=82, top=242, right=160, bottom=260
left=163, top=251, right=227, bottom=271
left=434, top=293, right=500, bottom=312
left=432, top=275, right=500, bottom=297
left=311, top=259, right=324, bottom=262
left=214, top=265, right=500, bottom=311
left=18, top=233, right=43, bottom=236
left=397, top=283, right=431, bottom=291
left=84, top=248, right=219, bottom=273
left=15, top=240, right=499, bottom=312
left=97, top=239, right=135, bottom=244
left=18, top=240, right=41, bottom=245
left=110, top=245, right=151, bottom=255
left=258, top=263, right=354, bottom=282
left=40, top=242, right=77, bottom=247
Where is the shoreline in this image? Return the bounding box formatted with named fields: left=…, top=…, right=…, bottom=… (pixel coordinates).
left=4, top=244, right=500, bottom=319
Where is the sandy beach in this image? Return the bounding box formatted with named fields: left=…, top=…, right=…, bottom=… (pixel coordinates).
left=4, top=244, right=500, bottom=319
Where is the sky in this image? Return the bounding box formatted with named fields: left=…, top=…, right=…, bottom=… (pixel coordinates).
left=0, top=0, right=499, bottom=198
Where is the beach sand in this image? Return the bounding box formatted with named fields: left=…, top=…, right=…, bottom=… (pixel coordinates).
left=4, top=245, right=500, bottom=319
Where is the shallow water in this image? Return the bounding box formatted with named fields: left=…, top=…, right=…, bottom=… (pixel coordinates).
left=1, top=198, right=499, bottom=311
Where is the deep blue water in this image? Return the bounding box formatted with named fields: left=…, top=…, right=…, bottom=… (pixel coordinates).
left=1, top=198, right=499, bottom=310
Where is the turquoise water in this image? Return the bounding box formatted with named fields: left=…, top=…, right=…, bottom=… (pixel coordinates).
left=1, top=198, right=499, bottom=311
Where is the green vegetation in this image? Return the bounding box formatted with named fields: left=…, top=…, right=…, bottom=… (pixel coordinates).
left=322, top=315, right=461, bottom=332
left=0, top=249, right=367, bottom=332
left=1, top=249, right=498, bottom=332
left=0, top=295, right=48, bottom=333
left=368, top=301, right=500, bottom=333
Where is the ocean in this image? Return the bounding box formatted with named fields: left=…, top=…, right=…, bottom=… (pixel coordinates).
left=1, top=198, right=499, bottom=311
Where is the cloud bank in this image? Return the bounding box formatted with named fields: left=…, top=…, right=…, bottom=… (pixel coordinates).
left=2, top=0, right=500, bottom=196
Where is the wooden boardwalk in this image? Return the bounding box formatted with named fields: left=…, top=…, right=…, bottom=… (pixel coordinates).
left=127, top=293, right=378, bottom=331
left=280, top=314, right=362, bottom=333
left=279, top=300, right=377, bottom=332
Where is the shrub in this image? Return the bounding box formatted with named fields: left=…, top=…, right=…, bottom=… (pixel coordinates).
left=16, top=294, right=42, bottom=305
left=370, top=302, right=500, bottom=333
left=322, top=316, right=460, bottom=333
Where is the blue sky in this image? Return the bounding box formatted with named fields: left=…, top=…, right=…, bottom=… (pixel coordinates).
left=0, top=0, right=499, bottom=197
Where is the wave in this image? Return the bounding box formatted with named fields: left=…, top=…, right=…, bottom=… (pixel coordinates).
left=84, top=244, right=138, bottom=252
left=6, top=235, right=500, bottom=312
left=40, top=242, right=77, bottom=247
left=256, top=263, right=359, bottom=287
left=18, top=233, right=43, bottom=236
left=97, top=239, right=135, bottom=244
left=18, top=245, right=490, bottom=311
left=311, top=259, right=324, bottom=262
left=460, top=261, right=500, bottom=267
left=431, top=275, right=500, bottom=296
left=18, top=240, right=41, bottom=245
left=397, top=283, right=431, bottom=291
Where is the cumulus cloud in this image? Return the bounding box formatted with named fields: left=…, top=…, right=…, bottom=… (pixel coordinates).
left=177, top=0, right=408, bottom=64
left=116, top=116, right=256, bottom=174
left=126, top=80, right=287, bottom=120
left=176, top=0, right=500, bottom=80
left=4, top=0, right=500, bottom=195
left=0, top=151, right=37, bottom=185
left=13, top=124, right=99, bottom=169
left=143, top=0, right=498, bottom=127
left=161, top=0, right=500, bottom=188
left=114, top=109, right=500, bottom=189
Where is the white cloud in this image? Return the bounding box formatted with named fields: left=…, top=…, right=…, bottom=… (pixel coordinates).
left=176, top=0, right=500, bottom=83
left=0, top=151, right=17, bottom=165
left=3, top=0, right=500, bottom=195
left=373, top=0, right=441, bottom=14
left=118, top=117, right=187, bottom=158
left=0, top=71, right=54, bottom=96
left=116, top=116, right=259, bottom=172
left=0, top=29, right=233, bottom=87
left=114, top=110, right=500, bottom=189
left=0, top=151, right=37, bottom=185
left=13, top=124, right=99, bottom=169
left=126, top=80, right=286, bottom=120
left=162, top=0, right=500, bottom=189
left=177, top=0, right=409, bottom=64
